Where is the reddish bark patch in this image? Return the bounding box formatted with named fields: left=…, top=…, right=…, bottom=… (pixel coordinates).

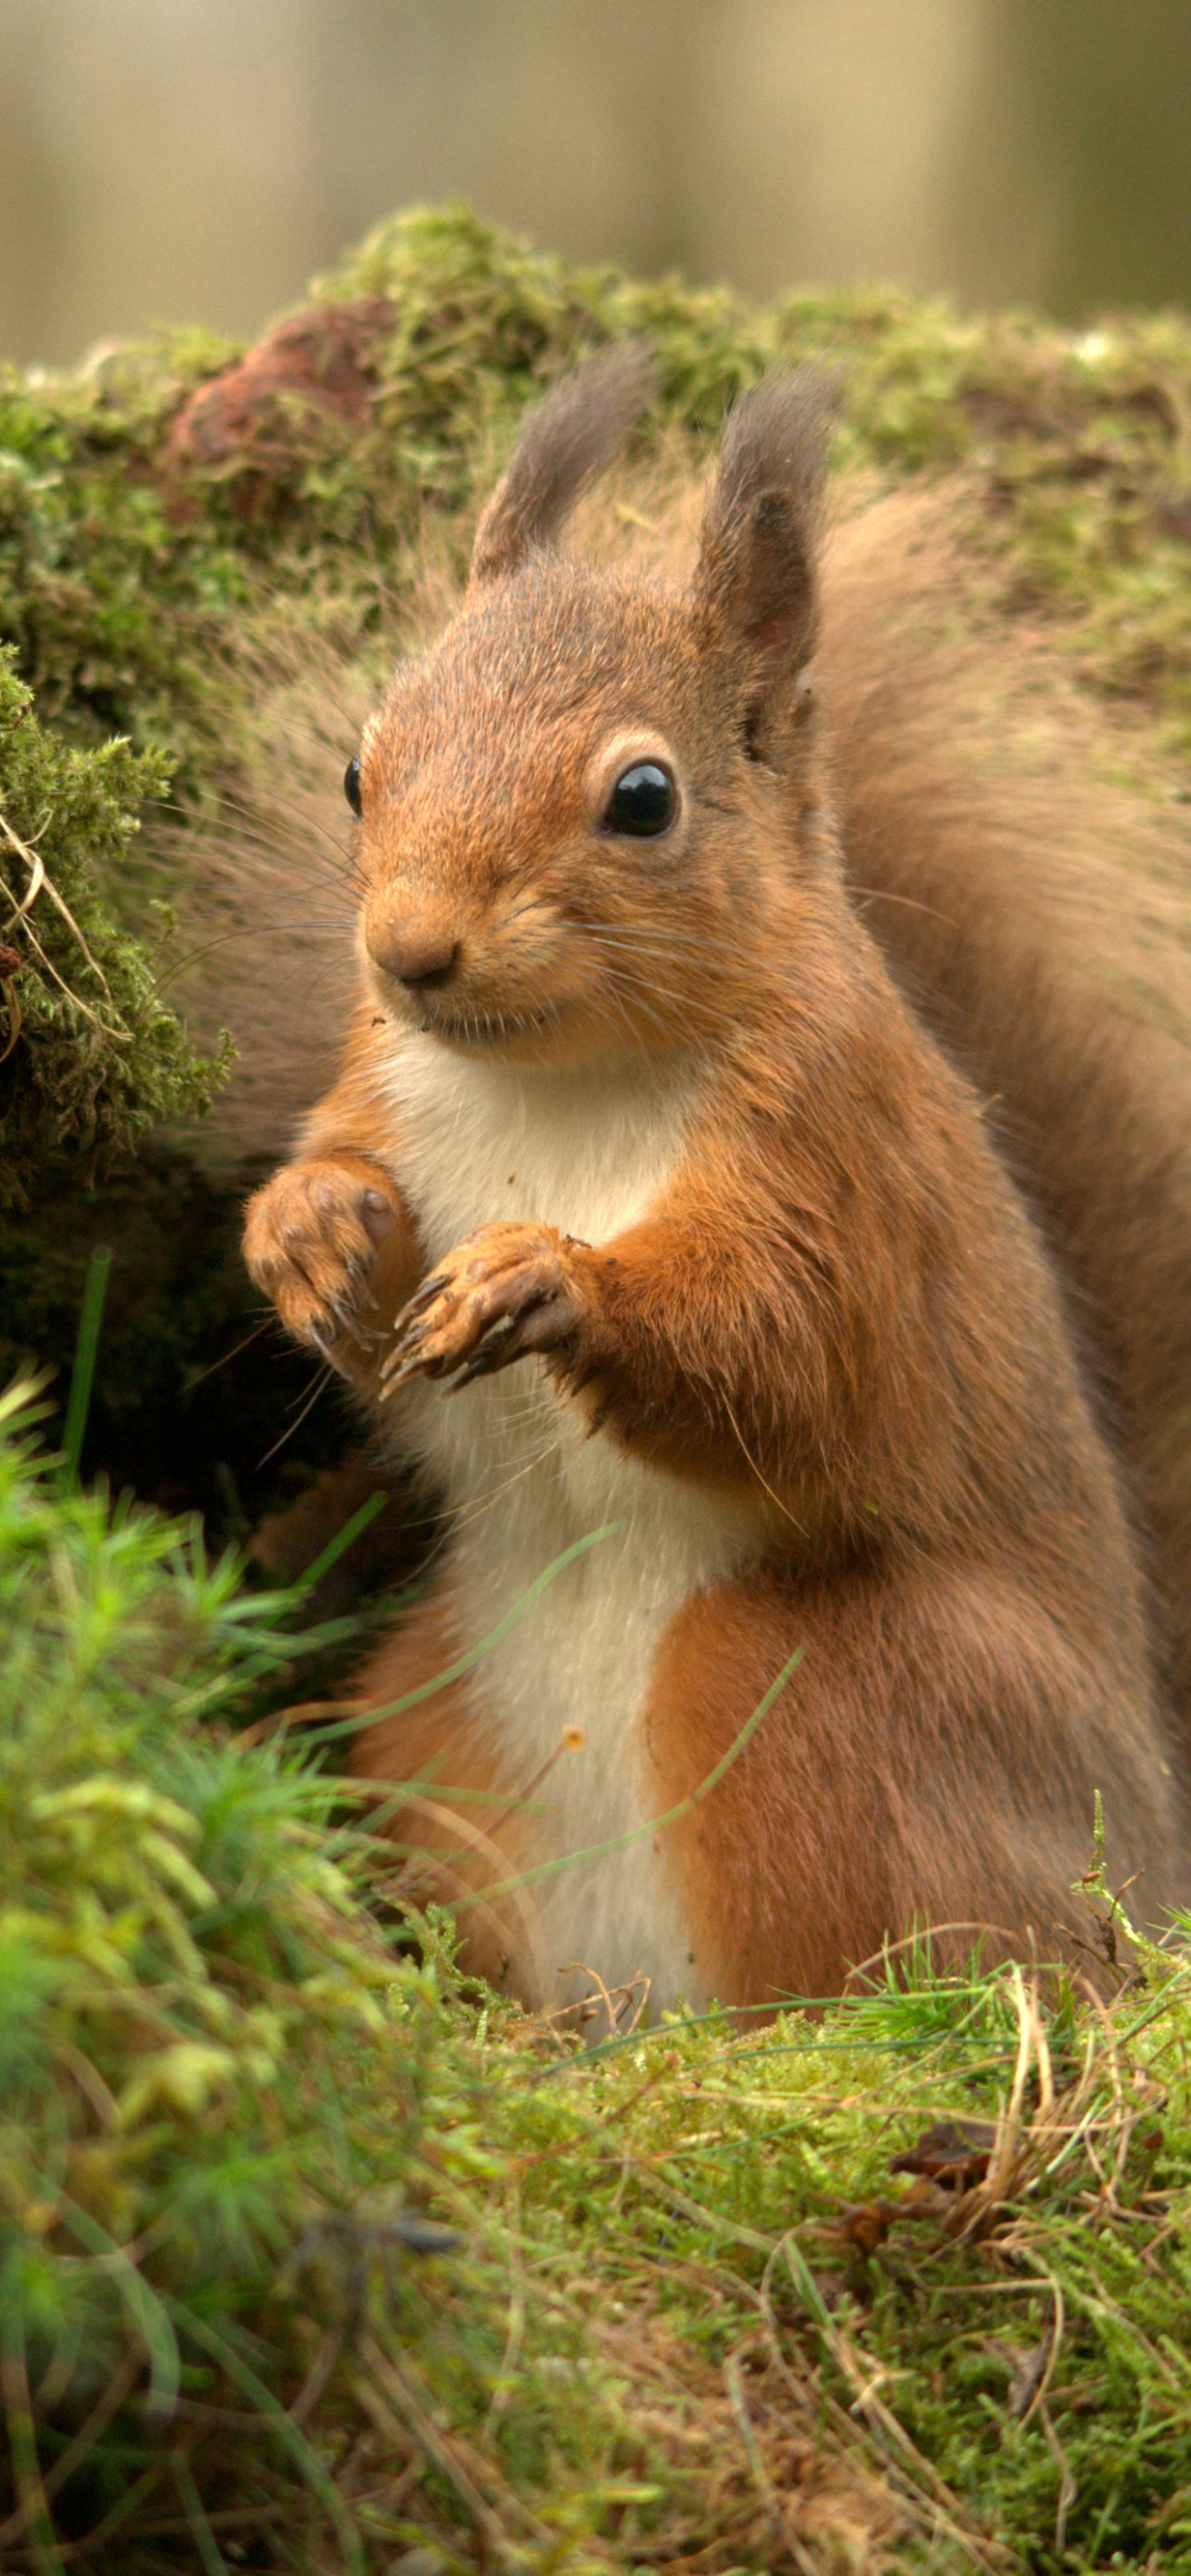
left=162, top=297, right=392, bottom=519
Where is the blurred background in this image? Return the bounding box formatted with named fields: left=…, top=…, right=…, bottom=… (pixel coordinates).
left=3, top=0, right=1191, bottom=370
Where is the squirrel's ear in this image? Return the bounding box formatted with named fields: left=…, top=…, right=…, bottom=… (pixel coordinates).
left=468, top=344, right=653, bottom=588
left=693, top=371, right=835, bottom=680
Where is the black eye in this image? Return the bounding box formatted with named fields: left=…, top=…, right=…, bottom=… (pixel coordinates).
left=602, top=761, right=676, bottom=838
left=344, top=754, right=362, bottom=817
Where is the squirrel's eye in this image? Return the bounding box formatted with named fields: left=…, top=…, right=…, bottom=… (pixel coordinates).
left=602, top=761, right=676, bottom=838
left=344, top=754, right=363, bottom=817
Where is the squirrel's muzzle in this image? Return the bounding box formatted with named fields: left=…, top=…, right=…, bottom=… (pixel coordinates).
left=365, top=917, right=461, bottom=992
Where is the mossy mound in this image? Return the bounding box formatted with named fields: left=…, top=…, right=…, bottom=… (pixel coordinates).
left=5, top=205, right=1191, bottom=772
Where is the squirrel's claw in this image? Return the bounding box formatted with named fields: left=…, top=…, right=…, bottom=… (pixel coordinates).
left=381, top=1221, right=585, bottom=1396
left=446, top=1312, right=529, bottom=1389
left=403, top=1269, right=451, bottom=1318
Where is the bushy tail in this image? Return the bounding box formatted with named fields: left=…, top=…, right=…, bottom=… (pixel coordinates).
left=821, top=484, right=1191, bottom=1740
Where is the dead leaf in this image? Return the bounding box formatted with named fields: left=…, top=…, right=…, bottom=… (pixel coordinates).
left=890, top=2120, right=996, bottom=2189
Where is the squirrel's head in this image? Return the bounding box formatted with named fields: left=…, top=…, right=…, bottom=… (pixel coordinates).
left=352, top=352, right=834, bottom=1069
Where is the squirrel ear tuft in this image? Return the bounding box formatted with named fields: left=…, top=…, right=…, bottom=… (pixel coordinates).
left=693, top=370, right=837, bottom=678
left=468, top=344, right=653, bottom=588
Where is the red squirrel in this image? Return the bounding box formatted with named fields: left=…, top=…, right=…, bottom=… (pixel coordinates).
left=243, top=353, right=1188, bottom=2015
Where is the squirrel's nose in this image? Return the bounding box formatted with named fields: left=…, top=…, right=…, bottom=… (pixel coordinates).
left=367, top=920, right=461, bottom=991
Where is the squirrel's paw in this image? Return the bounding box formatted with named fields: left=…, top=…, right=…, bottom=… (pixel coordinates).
left=381, top=1221, right=585, bottom=1396
left=243, top=1159, right=397, bottom=1358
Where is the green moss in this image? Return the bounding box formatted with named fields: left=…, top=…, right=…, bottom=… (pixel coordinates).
left=0, top=651, right=228, bottom=1206
left=0, top=333, right=245, bottom=766
left=319, top=198, right=774, bottom=434
left=6, top=208, right=1191, bottom=775
left=0, top=209, right=772, bottom=776
left=0, top=1385, right=617, bottom=2570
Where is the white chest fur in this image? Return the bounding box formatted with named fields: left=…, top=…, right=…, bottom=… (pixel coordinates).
left=378, top=1037, right=760, bottom=2014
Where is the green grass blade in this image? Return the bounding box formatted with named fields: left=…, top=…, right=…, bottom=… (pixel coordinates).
left=292, top=1486, right=389, bottom=1596
left=170, top=2451, right=229, bottom=2576
left=456, top=1642, right=805, bottom=1916
left=54, top=2190, right=180, bottom=2421
left=57, top=1244, right=111, bottom=1490
left=304, top=1521, right=621, bottom=1741
left=164, top=2301, right=365, bottom=2576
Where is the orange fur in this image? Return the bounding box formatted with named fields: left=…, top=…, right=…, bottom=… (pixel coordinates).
left=644, top=1564, right=1162, bottom=2008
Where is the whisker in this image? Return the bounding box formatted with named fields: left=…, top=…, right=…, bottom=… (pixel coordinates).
left=186, top=1318, right=275, bottom=1387
left=256, top=1363, right=334, bottom=1466
left=447, top=1434, right=567, bottom=1531
left=582, top=923, right=762, bottom=970
left=587, top=967, right=685, bottom=1055
left=176, top=809, right=361, bottom=891
left=148, top=921, right=353, bottom=1000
